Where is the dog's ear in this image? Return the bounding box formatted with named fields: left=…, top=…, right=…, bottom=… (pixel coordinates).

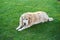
left=28, top=17, right=31, bottom=25
left=28, top=14, right=32, bottom=25
left=20, top=17, right=23, bottom=26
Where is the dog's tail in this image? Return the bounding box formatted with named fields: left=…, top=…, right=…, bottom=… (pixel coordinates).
left=48, top=17, right=54, bottom=21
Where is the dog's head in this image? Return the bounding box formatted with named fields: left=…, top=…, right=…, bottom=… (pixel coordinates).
left=22, top=16, right=28, bottom=26
left=21, top=14, right=32, bottom=26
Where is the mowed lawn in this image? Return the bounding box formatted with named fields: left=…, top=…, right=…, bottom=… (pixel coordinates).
left=0, top=0, right=60, bottom=40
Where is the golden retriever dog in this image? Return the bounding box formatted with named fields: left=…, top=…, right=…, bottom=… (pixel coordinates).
left=16, top=11, right=53, bottom=31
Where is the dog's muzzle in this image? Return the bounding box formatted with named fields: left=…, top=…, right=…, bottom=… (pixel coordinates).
left=24, top=23, right=26, bottom=25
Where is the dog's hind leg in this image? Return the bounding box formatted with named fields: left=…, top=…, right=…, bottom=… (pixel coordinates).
left=48, top=17, right=54, bottom=21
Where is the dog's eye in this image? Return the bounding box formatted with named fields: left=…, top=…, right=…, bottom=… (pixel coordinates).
left=26, top=19, right=28, bottom=20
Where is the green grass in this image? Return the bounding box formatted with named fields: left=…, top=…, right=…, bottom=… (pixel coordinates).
left=0, top=0, right=60, bottom=40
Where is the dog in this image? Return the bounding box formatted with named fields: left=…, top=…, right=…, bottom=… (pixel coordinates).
left=16, top=11, right=53, bottom=31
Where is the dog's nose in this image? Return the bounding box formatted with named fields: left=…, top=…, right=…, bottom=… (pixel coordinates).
left=24, top=23, right=26, bottom=25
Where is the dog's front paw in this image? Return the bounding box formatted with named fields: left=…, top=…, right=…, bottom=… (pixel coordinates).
left=16, top=28, right=18, bottom=30
left=18, top=29, right=23, bottom=31
left=16, top=26, right=21, bottom=30
left=16, top=27, right=20, bottom=30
